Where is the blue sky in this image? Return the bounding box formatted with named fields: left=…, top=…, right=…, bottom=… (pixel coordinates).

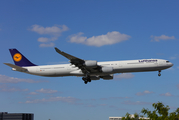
left=0, top=0, right=179, bottom=120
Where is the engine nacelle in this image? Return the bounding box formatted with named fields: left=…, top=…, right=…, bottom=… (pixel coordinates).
left=84, top=60, right=97, bottom=68
left=90, top=76, right=100, bottom=80
left=102, top=74, right=113, bottom=80
left=101, top=67, right=113, bottom=73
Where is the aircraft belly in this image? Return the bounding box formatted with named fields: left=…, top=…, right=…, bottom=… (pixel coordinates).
left=26, top=66, right=69, bottom=77
left=69, top=70, right=84, bottom=76
left=25, top=65, right=83, bottom=77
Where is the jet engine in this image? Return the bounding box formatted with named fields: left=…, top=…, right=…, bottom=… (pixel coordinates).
left=101, top=74, right=113, bottom=80
left=84, top=60, right=97, bottom=67
left=101, top=67, right=113, bottom=73
left=90, top=76, right=100, bottom=80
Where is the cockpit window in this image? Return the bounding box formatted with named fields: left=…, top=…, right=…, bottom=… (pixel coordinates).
left=166, top=61, right=170, bottom=63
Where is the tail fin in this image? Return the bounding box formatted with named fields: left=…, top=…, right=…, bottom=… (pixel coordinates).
left=9, top=49, right=37, bottom=67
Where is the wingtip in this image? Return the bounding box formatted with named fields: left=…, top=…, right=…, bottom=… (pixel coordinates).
left=54, top=47, right=58, bottom=51
left=54, top=47, right=59, bottom=50
left=54, top=47, right=62, bottom=52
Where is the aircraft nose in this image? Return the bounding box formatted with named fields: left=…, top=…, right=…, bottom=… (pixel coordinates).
left=170, top=62, right=174, bottom=67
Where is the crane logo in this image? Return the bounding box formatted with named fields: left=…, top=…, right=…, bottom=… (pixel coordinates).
left=13, top=53, right=22, bottom=62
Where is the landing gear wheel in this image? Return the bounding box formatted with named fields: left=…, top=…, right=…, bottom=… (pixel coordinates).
left=82, top=77, right=86, bottom=81
left=87, top=77, right=91, bottom=82
left=84, top=81, right=88, bottom=84
left=82, top=74, right=91, bottom=84
left=82, top=77, right=88, bottom=84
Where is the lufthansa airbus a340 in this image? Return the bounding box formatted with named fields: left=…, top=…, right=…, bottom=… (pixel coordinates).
left=4, top=48, right=173, bottom=84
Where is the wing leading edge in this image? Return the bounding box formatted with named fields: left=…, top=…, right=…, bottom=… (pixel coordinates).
left=55, top=47, right=84, bottom=66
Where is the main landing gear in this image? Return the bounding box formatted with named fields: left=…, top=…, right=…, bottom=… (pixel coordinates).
left=82, top=76, right=91, bottom=84
left=158, top=70, right=161, bottom=76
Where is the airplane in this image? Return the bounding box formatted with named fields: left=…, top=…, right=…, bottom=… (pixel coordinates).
left=4, top=48, right=173, bottom=84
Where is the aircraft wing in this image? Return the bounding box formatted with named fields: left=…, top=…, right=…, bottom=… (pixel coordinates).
left=4, top=63, right=27, bottom=72
left=55, top=47, right=101, bottom=74
left=55, top=47, right=84, bottom=66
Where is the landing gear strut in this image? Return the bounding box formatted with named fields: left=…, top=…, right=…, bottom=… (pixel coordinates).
left=158, top=70, right=161, bottom=76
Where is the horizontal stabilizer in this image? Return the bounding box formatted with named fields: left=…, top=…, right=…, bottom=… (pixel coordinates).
left=4, top=63, right=27, bottom=72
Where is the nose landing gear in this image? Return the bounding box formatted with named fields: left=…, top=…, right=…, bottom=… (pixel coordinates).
left=158, top=70, right=161, bottom=76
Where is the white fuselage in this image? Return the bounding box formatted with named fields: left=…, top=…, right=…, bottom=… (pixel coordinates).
left=19, top=59, right=173, bottom=77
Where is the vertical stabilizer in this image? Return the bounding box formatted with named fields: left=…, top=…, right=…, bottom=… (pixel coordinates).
left=9, top=49, right=37, bottom=67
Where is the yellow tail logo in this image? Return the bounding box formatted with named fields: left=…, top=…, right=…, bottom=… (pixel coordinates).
left=13, top=53, right=22, bottom=62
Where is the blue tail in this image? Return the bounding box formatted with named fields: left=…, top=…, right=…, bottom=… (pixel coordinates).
left=9, top=49, right=37, bottom=67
